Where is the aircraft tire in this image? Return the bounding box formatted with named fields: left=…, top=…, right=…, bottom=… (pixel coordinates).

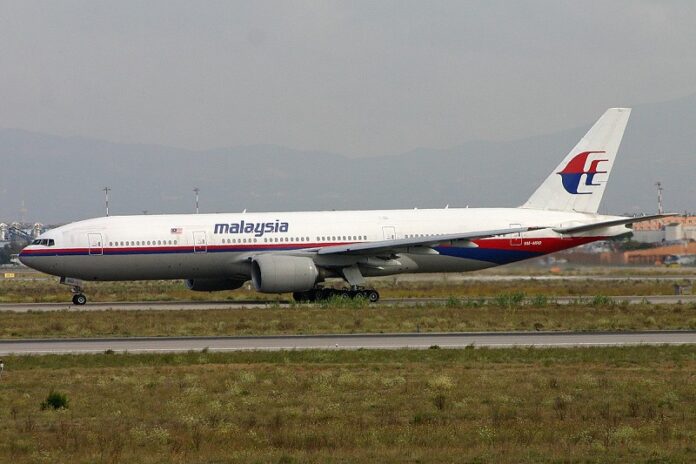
left=293, top=291, right=315, bottom=303
left=72, top=294, right=87, bottom=305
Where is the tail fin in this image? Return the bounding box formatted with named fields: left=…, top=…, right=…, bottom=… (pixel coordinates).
left=521, top=108, right=631, bottom=213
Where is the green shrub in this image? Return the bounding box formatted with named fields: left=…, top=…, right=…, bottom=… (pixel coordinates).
left=41, top=390, right=69, bottom=410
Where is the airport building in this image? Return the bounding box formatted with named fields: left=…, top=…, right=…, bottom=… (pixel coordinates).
left=623, top=242, right=696, bottom=266
left=631, top=215, right=696, bottom=243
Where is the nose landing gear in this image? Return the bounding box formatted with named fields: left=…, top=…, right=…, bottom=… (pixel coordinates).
left=60, top=277, right=88, bottom=306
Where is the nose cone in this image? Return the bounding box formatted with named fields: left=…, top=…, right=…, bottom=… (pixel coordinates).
left=17, top=246, right=53, bottom=274
left=18, top=230, right=64, bottom=275
left=18, top=248, right=28, bottom=265
left=17, top=246, right=37, bottom=268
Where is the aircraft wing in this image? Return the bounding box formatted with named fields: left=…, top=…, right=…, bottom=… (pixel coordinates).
left=553, top=214, right=677, bottom=235
left=315, top=226, right=543, bottom=256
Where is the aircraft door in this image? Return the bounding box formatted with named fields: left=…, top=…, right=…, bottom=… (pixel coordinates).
left=382, top=226, right=396, bottom=241
left=509, top=223, right=522, bottom=246
left=88, top=233, right=103, bottom=255
left=193, top=231, right=207, bottom=253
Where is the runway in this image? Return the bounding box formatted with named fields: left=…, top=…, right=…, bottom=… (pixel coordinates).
left=0, top=294, right=695, bottom=312
left=1, top=330, right=694, bottom=355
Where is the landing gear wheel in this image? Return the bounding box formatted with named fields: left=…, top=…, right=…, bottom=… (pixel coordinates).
left=366, top=290, right=380, bottom=303
left=72, top=294, right=87, bottom=305
left=292, top=291, right=315, bottom=303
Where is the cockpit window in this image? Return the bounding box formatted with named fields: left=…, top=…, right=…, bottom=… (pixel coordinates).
left=31, top=239, right=55, bottom=246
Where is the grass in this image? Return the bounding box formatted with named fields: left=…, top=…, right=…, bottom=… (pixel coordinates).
left=1, top=274, right=694, bottom=303
left=0, top=346, right=694, bottom=463
left=1, top=300, right=695, bottom=339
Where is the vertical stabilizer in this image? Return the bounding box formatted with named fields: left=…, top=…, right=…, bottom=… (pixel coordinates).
left=521, top=108, right=631, bottom=213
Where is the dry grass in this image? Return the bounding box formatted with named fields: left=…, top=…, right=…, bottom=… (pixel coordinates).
left=1, top=299, right=696, bottom=338
left=0, top=346, right=694, bottom=463
left=0, top=275, right=693, bottom=303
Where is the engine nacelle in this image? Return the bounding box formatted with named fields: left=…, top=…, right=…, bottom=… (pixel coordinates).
left=185, top=278, right=245, bottom=292
left=251, top=254, right=319, bottom=293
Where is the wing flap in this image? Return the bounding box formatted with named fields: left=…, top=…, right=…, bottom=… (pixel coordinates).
left=316, top=226, right=544, bottom=256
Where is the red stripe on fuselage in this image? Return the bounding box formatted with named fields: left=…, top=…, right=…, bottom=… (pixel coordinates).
left=469, top=236, right=605, bottom=253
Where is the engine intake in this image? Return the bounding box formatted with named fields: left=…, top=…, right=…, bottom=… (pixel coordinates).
left=185, top=278, right=245, bottom=292
left=251, top=254, right=319, bottom=293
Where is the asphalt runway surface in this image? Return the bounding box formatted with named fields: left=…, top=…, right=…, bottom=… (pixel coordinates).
left=0, top=294, right=695, bottom=312
left=1, top=331, right=695, bottom=355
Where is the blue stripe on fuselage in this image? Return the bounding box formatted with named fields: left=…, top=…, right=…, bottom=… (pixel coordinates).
left=434, top=246, right=541, bottom=265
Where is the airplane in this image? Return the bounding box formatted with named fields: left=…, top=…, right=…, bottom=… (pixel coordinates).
left=19, top=108, right=669, bottom=305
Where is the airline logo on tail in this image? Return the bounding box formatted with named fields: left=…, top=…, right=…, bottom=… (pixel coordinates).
left=557, top=151, right=608, bottom=194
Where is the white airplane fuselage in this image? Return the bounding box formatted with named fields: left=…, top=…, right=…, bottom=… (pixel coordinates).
left=19, top=207, right=625, bottom=281
left=18, top=107, right=647, bottom=303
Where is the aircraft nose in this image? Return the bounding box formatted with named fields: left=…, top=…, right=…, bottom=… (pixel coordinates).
left=17, top=246, right=47, bottom=271
left=17, top=247, right=34, bottom=267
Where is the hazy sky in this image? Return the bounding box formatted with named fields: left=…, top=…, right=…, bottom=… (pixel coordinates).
left=1, top=1, right=695, bottom=156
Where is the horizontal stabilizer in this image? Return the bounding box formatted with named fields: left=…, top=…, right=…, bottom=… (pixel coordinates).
left=553, top=214, right=677, bottom=235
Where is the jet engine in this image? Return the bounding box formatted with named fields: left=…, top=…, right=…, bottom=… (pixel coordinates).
left=185, top=278, right=245, bottom=292
left=251, top=254, right=319, bottom=293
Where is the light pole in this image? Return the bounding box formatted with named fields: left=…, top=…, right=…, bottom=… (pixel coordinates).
left=103, top=187, right=111, bottom=217
left=655, top=182, right=664, bottom=215
left=193, top=187, right=200, bottom=214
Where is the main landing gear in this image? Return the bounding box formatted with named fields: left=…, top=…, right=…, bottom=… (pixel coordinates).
left=293, top=264, right=379, bottom=303
left=60, top=277, right=87, bottom=306
left=293, top=287, right=380, bottom=303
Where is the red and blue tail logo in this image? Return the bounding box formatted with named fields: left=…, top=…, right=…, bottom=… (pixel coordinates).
left=557, top=151, right=608, bottom=194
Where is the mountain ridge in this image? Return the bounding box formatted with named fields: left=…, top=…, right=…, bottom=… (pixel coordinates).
left=1, top=95, right=694, bottom=223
